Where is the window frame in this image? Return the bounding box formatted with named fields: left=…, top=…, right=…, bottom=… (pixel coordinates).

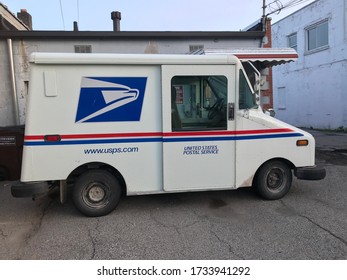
left=287, top=33, right=297, bottom=51
left=305, top=19, right=329, bottom=54
left=238, top=69, right=257, bottom=110
left=74, top=45, right=92, bottom=53
left=189, top=45, right=204, bottom=53
left=277, top=86, right=286, bottom=110
left=171, top=75, right=228, bottom=132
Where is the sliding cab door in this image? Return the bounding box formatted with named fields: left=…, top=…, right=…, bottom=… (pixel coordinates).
left=161, top=65, right=236, bottom=192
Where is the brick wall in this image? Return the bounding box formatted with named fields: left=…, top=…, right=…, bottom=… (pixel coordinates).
left=261, top=18, right=273, bottom=110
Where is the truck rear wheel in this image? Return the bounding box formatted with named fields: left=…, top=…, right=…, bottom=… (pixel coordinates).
left=255, top=160, right=292, bottom=200
left=72, top=169, right=121, bottom=217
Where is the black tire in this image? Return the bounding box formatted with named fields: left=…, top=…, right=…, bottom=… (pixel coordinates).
left=72, top=169, right=121, bottom=217
left=254, top=160, right=292, bottom=200
left=0, top=167, right=7, bottom=181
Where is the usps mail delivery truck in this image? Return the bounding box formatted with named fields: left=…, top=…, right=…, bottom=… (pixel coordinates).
left=12, top=52, right=325, bottom=216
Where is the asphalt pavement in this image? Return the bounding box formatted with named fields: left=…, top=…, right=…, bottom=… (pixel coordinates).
left=0, top=129, right=346, bottom=260
left=308, top=129, right=347, bottom=166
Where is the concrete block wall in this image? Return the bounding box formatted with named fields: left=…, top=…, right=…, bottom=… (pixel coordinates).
left=272, top=0, right=347, bottom=129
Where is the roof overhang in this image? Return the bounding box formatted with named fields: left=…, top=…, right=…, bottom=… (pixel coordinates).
left=0, top=30, right=264, bottom=40
left=0, top=3, right=29, bottom=30
left=194, top=48, right=298, bottom=67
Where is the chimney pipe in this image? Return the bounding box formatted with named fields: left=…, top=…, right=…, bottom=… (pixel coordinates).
left=73, top=21, right=79, bottom=31
left=111, top=11, right=121, bottom=31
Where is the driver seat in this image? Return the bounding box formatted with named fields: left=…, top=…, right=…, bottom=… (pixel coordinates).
left=171, top=86, right=182, bottom=130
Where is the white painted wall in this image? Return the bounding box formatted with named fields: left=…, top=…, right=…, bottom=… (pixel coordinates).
left=0, top=36, right=261, bottom=126
left=0, top=42, right=14, bottom=126
left=272, top=0, right=347, bottom=129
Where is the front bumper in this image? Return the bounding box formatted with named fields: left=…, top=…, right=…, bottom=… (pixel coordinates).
left=294, top=165, right=326, bottom=180
left=11, top=181, right=50, bottom=197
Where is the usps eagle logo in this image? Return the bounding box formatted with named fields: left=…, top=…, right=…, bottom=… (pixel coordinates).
left=75, top=77, right=147, bottom=123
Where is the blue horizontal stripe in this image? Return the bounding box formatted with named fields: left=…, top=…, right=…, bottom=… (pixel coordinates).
left=24, top=133, right=303, bottom=146
left=237, top=132, right=303, bottom=140
left=24, top=137, right=163, bottom=146
left=163, top=133, right=303, bottom=142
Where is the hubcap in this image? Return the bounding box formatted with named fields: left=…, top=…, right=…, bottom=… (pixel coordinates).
left=87, top=183, right=106, bottom=203
left=267, top=168, right=284, bottom=189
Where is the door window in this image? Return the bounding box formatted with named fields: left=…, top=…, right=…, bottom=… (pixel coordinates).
left=171, top=76, right=227, bottom=131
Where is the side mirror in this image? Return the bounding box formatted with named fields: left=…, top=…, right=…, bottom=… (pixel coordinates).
left=265, top=108, right=276, bottom=117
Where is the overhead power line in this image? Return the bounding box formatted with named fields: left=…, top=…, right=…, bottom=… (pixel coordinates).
left=265, top=0, right=312, bottom=16
left=59, top=0, right=65, bottom=30
left=77, top=0, right=80, bottom=25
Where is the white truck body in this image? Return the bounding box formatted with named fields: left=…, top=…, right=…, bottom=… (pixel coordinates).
left=12, top=52, right=325, bottom=216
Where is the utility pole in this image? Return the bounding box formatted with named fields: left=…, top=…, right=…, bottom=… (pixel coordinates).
left=262, top=0, right=267, bottom=31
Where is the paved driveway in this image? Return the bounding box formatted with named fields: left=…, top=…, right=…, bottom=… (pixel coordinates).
left=0, top=130, right=346, bottom=260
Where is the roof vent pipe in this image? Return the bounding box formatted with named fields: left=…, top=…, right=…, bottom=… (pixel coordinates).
left=111, top=11, right=121, bottom=31
left=73, top=21, right=78, bottom=31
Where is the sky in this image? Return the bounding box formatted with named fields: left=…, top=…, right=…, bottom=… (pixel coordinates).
left=5, top=0, right=316, bottom=31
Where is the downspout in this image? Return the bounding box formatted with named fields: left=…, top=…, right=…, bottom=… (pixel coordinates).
left=7, top=38, right=20, bottom=125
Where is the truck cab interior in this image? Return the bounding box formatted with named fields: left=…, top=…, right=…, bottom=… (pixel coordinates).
left=171, top=75, right=228, bottom=131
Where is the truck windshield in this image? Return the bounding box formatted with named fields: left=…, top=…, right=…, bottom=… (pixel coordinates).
left=239, top=70, right=257, bottom=110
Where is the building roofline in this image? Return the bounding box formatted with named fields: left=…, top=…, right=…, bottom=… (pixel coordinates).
left=0, top=30, right=265, bottom=40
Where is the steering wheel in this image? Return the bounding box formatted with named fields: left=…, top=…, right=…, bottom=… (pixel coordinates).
left=208, top=98, right=225, bottom=119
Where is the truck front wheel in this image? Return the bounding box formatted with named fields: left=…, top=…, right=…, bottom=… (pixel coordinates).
left=255, top=160, right=292, bottom=200
left=72, top=169, right=121, bottom=217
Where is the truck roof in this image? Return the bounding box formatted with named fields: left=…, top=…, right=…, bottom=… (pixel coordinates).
left=29, top=52, right=239, bottom=65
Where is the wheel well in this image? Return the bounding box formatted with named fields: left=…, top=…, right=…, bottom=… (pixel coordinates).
left=252, top=158, right=295, bottom=187
left=67, top=162, right=126, bottom=194
left=0, top=166, right=8, bottom=181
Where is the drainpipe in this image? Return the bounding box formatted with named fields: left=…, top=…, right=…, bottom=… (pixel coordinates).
left=7, top=38, right=20, bottom=125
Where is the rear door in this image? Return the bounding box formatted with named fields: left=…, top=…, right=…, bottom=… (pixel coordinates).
left=161, top=65, right=236, bottom=191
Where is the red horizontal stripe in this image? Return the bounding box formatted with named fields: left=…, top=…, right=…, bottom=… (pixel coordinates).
left=163, top=131, right=233, bottom=137
left=235, top=128, right=293, bottom=135
left=61, top=132, right=162, bottom=139
left=25, top=128, right=294, bottom=141
left=25, top=135, right=43, bottom=140
left=24, top=132, right=162, bottom=141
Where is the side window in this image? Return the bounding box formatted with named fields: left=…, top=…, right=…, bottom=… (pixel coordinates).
left=288, top=33, right=297, bottom=51
left=239, top=70, right=256, bottom=110
left=74, top=45, right=92, bottom=53
left=171, top=76, right=227, bottom=131
left=306, top=19, right=328, bottom=53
